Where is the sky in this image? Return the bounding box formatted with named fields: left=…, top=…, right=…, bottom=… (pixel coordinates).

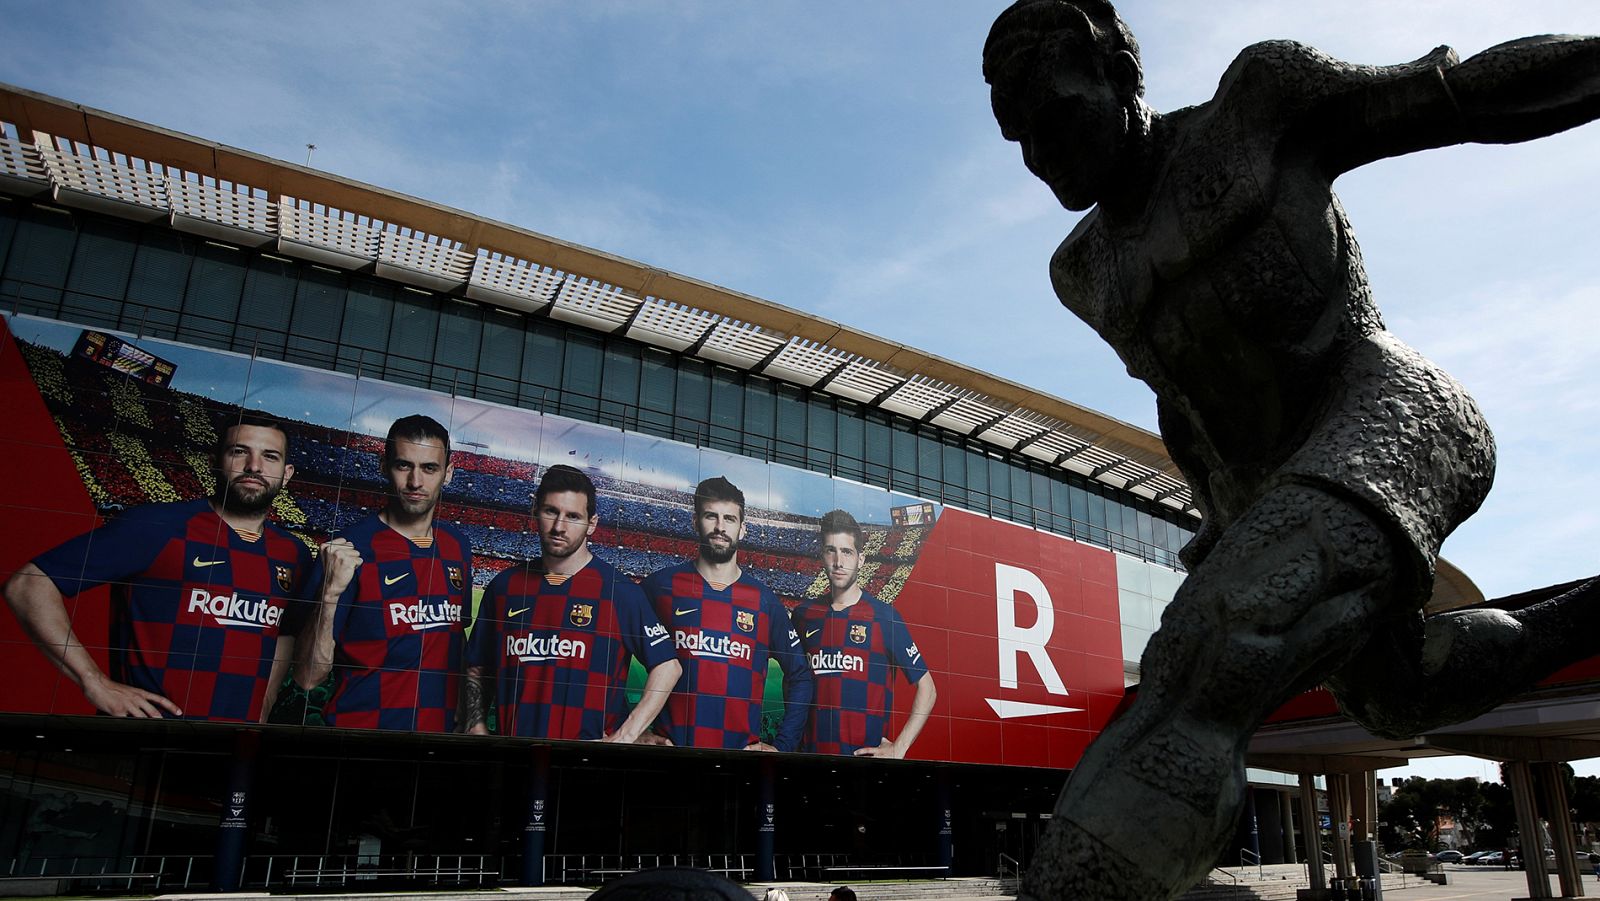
left=3, top=1, right=1598, bottom=781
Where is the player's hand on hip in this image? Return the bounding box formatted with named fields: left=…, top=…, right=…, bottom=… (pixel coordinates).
left=854, top=739, right=903, bottom=759
left=83, top=674, right=181, bottom=718
left=743, top=741, right=778, bottom=752
left=318, top=538, right=363, bottom=601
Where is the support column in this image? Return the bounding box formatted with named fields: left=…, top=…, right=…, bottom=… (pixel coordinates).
left=1246, top=790, right=1261, bottom=865
left=1282, top=789, right=1300, bottom=865
left=520, top=747, right=551, bottom=887
left=756, top=758, right=776, bottom=882
left=1299, top=773, right=1328, bottom=899
left=212, top=729, right=260, bottom=892
left=1535, top=762, right=1584, bottom=898
left=1508, top=760, right=1554, bottom=900
left=1329, top=774, right=1353, bottom=886
left=937, top=773, right=953, bottom=871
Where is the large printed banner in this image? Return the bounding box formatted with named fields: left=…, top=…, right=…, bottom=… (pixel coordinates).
left=0, top=313, right=1125, bottom=768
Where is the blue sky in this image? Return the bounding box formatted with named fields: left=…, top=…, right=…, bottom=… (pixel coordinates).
left=5, top=1, right=1599, bottom=780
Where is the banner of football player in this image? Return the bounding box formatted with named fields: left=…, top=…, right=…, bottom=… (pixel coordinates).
left=0, top=313, right=1127, bottom=768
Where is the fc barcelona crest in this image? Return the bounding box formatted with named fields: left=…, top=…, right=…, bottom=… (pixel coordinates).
left=848, top=623, right=869, bottom=645
left=446, top=565, right=464, bottom=591
left=569, top=603, right=594, bottom=627
left=735, top=610, right=756, bottom=633
left=275, top=564, right=294, bottom=593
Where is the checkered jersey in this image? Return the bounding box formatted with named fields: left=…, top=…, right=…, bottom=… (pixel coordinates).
left=311, top=513, right=473, bottom=732
left=464, top=556, right=675, bottom=740
left=793, top=592, right=929, bottom=755
left=32, top=498, right=310, bottom=722
left=640, top=561, right=814, bottom=751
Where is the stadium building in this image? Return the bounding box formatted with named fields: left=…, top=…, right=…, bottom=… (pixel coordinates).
left=1, top=82, right=1595, bottom=898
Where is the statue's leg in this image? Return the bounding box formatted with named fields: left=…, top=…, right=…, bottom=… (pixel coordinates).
left=1329, top=576, right=1600, bottom=739
left=1023, top=485, right=1403, bottom=901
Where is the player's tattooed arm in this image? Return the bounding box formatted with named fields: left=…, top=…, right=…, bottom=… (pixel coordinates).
left=3, top=563, right=183, bottom=718
left=462, top=665, right=490, bottom=735
left=293, top=538, right=362, bottom=689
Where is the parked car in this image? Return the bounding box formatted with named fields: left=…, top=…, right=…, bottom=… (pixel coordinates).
left=1434, top=850, right=1465, bottom=863
left=1479, top=851, right=1506, bottom=866
left=1462, top=850, right=1493, bottom=864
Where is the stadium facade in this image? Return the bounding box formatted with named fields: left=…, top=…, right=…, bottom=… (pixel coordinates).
left=0, top=82, right=1330, bottom=892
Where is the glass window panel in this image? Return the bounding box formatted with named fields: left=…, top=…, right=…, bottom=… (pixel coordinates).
left=835, top=401, right=864, bottom=477
left=807, top=396, right=836, bottom=471
left=384, top=293, right=440, bottom=387
left=180, top=241, right=246, bottom=348
left=741, top=376, right=775, bottom=460
left=2, top=207, right=77, bottom=307
left=236, top=254, right=297, bottom=356
left=65, top=217, right=136, bottom=303
left=776, top=384, right=806, bottom=467
left=560, top=330, right=603, bottom=418
left=917, top=432, right=942, bottom=499
left=520, top=319, right=565, bottom=399
left=123, top=230, right=193, bottom=337
left=478, top=308, right=524, bottom=381
left=434, top=300, right=482, bottom=370
left=289, top=265, right=345, bottom=369
left=709, top=367, right=742, bottom=454
left=965, top=447, right=989, bottom=513
left=989, top=457, right=1012, bottom=519
left=674, top=358, right=710, bottom=444
left=890, top=422, right=917, bottom=493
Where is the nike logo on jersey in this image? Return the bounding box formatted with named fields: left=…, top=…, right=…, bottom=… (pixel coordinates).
left=805, top=629, right=820, bottom=639
left=384, top=572, right=410, bottom=586
left=192, top=557, right=226, bottom=568
left=509, top=607, right=531, bottom=617
left=675, top=607, right=696, bottom=616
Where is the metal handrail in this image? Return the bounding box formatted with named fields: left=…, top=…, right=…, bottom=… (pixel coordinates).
left=998, top=852, right=1022, bottom=880
left=1239, top=848, right=1264, bottom=878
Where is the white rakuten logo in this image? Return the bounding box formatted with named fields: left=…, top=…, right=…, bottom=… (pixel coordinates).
left=187, top=588, right=281, bottom=629
left=506, top=633, right=588, bottom=663
left=810, top=650, right=864, bottom=675
left=389, top=600, right=462, bottom=631
left=675, top=629, right=753, bottom=662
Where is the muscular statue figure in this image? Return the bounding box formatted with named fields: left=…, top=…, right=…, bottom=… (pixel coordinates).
left=982, top=2, right=1600, bottom=898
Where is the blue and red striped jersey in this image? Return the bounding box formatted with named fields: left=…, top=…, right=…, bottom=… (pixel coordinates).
left=32, top=497, right=310, bottom=722
left=640, top=561, right=814, bottom=751
left=310, top=513, right=473, bottom=732
left=464, top=555, right=676, bottom=740
left=792, top=592, right=929, bottom=756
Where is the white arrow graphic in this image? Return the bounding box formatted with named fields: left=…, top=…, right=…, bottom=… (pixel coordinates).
left=985, top=698, right=1083, bottom=719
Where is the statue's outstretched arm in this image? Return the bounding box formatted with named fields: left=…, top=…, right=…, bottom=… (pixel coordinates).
left=1311, top=34, right=1600, bottom=174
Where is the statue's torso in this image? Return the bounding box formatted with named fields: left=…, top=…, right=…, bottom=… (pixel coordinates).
left=1050, top=57, right=1491, bottom=568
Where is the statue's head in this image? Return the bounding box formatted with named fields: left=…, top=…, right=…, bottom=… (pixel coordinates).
left=983, top=0, right=1149, bottom=211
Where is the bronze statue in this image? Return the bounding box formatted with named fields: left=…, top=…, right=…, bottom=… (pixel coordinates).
left=983, top=2, right=1600, bottom=898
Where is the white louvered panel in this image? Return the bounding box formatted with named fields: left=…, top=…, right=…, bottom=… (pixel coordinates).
left=878, top=376, right=957, bottom=420
left=765, top=339, right=845, bottom=387
left=38, top=144, right=168, bottom=221
left=376, top=229, right=473, bottom=292
left=277, top=203, right=379, bottom=268
left=697, top=320, right=786, bottom=369
left=549, top=278, right=640, bottom=332
left=979, top=413, right=1043, bottom=449
left=1025, top=430, right=1084, bottom=464
left=1062, top=443, right=1120, bottom=477
left=167, top=178, right=275, bottom=246
left=466, top=253, right=565, bottom=312
left=824, top=359, right=902, bottom=404
left=628, top=299, right=717, bottom=352
left=933, top=396, right=1002, bottom=435
left=0, top=135, right=49, bottom=197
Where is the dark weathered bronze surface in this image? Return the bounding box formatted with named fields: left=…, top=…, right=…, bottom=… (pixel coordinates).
left=983, top=3, right=1600, bottom=898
